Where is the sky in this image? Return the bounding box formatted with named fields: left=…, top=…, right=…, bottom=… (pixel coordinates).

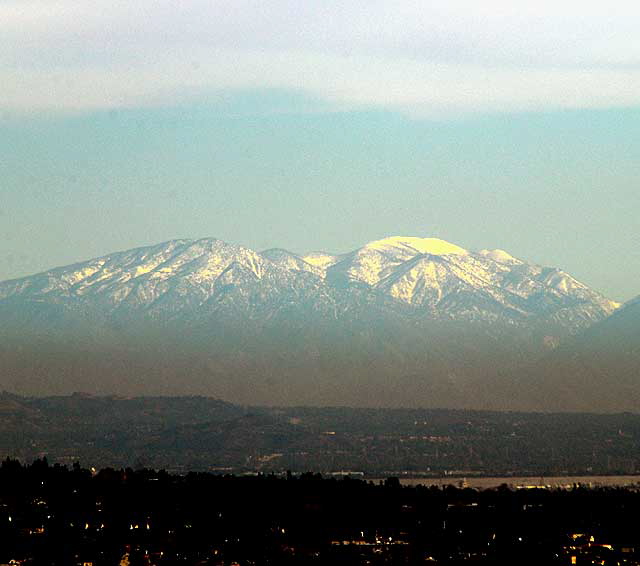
left=1, top=0, right=639, bottom=302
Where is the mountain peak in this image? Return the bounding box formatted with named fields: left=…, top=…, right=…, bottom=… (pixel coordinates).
left=363, top=236, right=468, bottom=256
left=478, top=248, right=521, bottom=264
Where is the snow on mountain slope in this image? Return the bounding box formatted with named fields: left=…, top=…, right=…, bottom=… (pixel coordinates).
left=326, top=236, right=468, bottom=287
left=478, top=249, right=522, bottom=264
left=364, top=236, right=468, bottom=256
left=0, top=239, right=277, bottom=316
left=260, top=248, right=324, bottom=277
left=300, top=252, right=341, bottom=271
left=0, top=236, right=618, bottom=332
left=376, top=252, right=529, bottom=320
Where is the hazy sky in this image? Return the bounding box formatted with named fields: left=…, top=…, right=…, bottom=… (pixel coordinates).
left=1, top=1, right=639, bottom=301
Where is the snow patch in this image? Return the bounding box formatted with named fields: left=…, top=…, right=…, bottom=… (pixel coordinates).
left=364, top=236, right=468, bottom=256
left=302, top=252, right=340, bottom=269
left=478, top=249, right=521, bottom=264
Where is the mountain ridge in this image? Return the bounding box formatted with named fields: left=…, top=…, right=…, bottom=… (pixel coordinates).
left=0, top=235, right=630, bottom=409
left=0, top=235, right=616, bottom=327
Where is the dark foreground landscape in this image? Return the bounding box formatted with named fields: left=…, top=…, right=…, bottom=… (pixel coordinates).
left=3, top=460, right=640, bottom=565
left=2, top=393, right=640, bottom=476
left=5, top=394, right=640, bottom=565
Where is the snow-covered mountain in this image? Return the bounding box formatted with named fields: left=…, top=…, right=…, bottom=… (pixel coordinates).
left=0, top=236, right=624, bottom=408
left=0, top=235, right=618, bottom=330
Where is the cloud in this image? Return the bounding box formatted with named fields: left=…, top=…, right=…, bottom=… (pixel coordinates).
left=2, top=0, right=639, bottom=116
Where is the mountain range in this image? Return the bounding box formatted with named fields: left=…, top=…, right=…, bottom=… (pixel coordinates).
left=0, top=236, right=636, bottom=410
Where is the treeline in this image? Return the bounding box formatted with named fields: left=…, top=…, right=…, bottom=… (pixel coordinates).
left=3, top=459, right=640, bottom=564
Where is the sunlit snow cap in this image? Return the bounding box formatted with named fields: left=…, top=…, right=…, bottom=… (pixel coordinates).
left=364, top=236, right=468, bottom=256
